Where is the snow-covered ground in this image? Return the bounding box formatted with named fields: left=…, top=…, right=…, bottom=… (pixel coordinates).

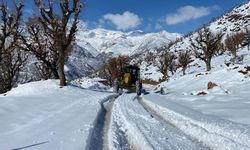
left=154, top=47, right=250, bottom=125
left=0, top=80, right=114, bottom=150
left=2, top=48, right=250, bottom=149
left=133, top=47, right=250, bottom=149
left=108, top=93, right=208, bottom=150
left=2, top=46, right=250, bottom=150
left=142, top=94, right=250, bottom=149
left=103, top=46, right=250, bottom=149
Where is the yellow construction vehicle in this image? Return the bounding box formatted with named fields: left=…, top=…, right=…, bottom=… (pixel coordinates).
left=113, top=65, right=142, bottom=96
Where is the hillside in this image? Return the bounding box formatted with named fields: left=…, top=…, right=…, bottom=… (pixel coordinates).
left=131, top=1, right=250, bottom=81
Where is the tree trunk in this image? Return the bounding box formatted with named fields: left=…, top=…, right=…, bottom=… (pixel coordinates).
left=52, top=68, right=59, bottom=79
left=58, top=51, right=66, bottom=86
left=206, top=60, right=211, bottom=71
left=183, top=67, right=186, bottom=75
left=163, top=71, right=168, bottom=81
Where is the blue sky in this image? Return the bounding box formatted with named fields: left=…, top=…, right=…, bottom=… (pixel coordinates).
left=24, top=0, right=247, bottom=34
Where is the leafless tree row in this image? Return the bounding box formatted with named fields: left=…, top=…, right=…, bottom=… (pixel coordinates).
left=0, top=2, right=28, bottom=93
left=157, top=25, right=249, bottom=81
left=0, top=0, right=84, bottom=93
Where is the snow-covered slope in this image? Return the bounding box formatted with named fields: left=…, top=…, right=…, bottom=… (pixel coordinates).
left=19, top=22, right=181, bottom=83
left=172, top=1, right=250, bottom=52
left=66, top=44, right=104, bottom=80
left=134, top=1, right=250, bottom=82
left=209, top=2, right=250, bottom=33
left=156, top=46, right=250, bottom=123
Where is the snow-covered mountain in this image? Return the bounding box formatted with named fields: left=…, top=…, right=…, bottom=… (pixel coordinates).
left=66, top=45, right=104, bottom=80
left=134, top=1, right=250, bottom=81
left=64, top=27, right=181, bottom=79
left=76, top=28, right=181, bottom=56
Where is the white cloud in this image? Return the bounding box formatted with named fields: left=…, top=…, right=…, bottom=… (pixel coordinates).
left=166, top=5, right=219, bottom=25
left=102, top=11, right=142, bottom=30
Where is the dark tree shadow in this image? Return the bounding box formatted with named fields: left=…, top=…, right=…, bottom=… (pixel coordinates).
left=12, top=141, right=49, bottom=150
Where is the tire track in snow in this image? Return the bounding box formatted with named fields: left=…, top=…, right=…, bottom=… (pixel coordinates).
left=141, top=97, right=250, bottom=150
left=137, top=97, right=211, bottom=150
left=85, top=95, right=117, bottom=150
left=110, top=93, right=152, bottom=150
left=112, top=93, right=207, bottom=150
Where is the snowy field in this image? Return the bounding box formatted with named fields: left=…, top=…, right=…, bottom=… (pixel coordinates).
left=0, top=80, right=114, bottom=150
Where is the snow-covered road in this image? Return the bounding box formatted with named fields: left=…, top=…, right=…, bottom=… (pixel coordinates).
left=2, top=80, right=250, bottom=150
left=108, top=93, right=208, bottom=150
left=106, top=92, right=250, bottom=150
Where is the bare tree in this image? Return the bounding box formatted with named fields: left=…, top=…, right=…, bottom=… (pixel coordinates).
left=159, top=51, right=175, bottom=80
left=178, top=50, right=192, bottom=75
left=190, top=27, right=223, bottom=71
left=34, top=0, right=84, bottom=86
left=100, top=56, right=129, bottom=86
left=0, top=1, right=27, bottom=93
left=225, top=34, right=237, bottom=62
left=225, top=32, right=247, bottom=63
left=234, top=32, right=246, bottom=49
left=20, top=17, right=59, bottom=79
left=169, top=58, right=178, bottom=75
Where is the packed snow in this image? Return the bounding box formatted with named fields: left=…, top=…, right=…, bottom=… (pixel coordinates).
left=108, top=93, right=208, bottom=150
